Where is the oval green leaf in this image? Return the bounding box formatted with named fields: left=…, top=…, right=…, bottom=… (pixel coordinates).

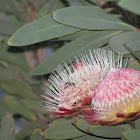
left=8, top=15, right=81, bottom=46
left=21, top=99, right=45, bottom=114
left=4, top=96, right=36, bottom=121
left=53, top=6, right=134, bottom=30
left=88, top=124, right=131, bottom=138
left=44, top=118, right=86, bottom=140
left=30, top=128, right=42, bottom=140
left=118, top=0, right=140, bottom=15
left=0, top=80, right=38, bottom=99
left=0, top=100, right=11, bottom=121
left=32, top=30, right=122, bottom=75
left=73, top=118, right=99, bottom=133
left=109, top=31, right=140, bottom=55
left=122, top=129, right=140, bottom=140
left=135, top=118, right=140, bottom=129
left=0, top=113, right=15, bottom=140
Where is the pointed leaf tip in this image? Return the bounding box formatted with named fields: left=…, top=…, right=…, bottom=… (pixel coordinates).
left=8, top=15, right=80, bottom=46
left=30, top=128, right=42, bottom=140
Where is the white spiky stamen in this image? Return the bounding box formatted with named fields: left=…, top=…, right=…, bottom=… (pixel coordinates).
left=43, top=49, right=126, bottom=112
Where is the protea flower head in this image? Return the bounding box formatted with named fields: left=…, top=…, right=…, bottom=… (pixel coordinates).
left=81, top=51, right=140, bottom=126
left=42, top=49, right=111, bottom=117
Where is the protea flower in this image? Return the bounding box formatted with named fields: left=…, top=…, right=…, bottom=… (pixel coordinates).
left=43, top=49, right=111, bottom=117
left=43, top=49, right=140, bottom=124
left=81, top=53, right=140, bottom=126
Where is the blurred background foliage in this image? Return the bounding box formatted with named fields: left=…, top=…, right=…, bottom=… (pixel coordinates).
left=0, top=0, right=140, bottom=140
left=0, top=0, right=71, bottom=139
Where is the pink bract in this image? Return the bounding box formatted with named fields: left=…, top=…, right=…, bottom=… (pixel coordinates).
left=82, top=67, right=140, bottom=125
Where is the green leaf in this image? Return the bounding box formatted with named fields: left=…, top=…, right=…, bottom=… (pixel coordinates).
left=58, top=30, right=93, bottom=41
left=0, top=80, right=38, bottom=99
left=32, top=30, right=122, bottom=75
left=0, top=67, right=18, bottom=81
left=0, top=21, right=21, bottom=36
left=8, top=15, right=81, bottom=46
left=0, top=64, right=29, bottom=82
left=109, top=31, right=140, bottom=55
left=0, top=99, right=11, bottom=121
left=38, top=0, right=65, bottom=18
left=44, top=118, right=86, bottom=140
left=0, top=44, right=30, bottom=72
left=135, top=118, right=140, bottom=129
left=21, top=99, right=45, bottom=114
left=0, top=61, right=30, bottom=82
left=124, top=51, right=140, bottom=64
left=128, top=59, right=140, bottom=71
left=73, top=118, right=99, bottom=133
left=124, top=44, right=140, bottom=61
left=88, top=124, right=131, bottom=138
left=4, top=96, right=36, bottom=121
left=84, top=0, right=100, bottom=6
left=73, top=117, right=130, bottom=139
left=30, top=128, right=42, bottom=140
left=0, top=113, right=15, bottom=140
left=53, top=6, right=134, bottom=30
left=118, top=0, right=140, bottom=15
left=122, top=129, right=140, bottom=140
left=73, top=135, right=117, bottom=140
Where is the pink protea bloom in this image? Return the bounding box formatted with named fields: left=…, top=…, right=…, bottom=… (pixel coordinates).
left=43, top=50, right=110, bottom=117
left=81, top=52, right=140, bottom=126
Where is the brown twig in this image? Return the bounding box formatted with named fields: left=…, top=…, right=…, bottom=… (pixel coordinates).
left=129, top=120, right=135, bottom=129
left=25, top=0, right=45, bottom=70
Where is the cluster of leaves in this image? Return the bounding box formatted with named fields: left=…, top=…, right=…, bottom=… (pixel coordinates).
left=0, top=114, right=42, bottom=140
left=0, top=0, right=140, bottom=140
left=8, top=0, right=140, bottom=75
left=0, top=0, right=72, bottom=139
left=1, top=113, right=140, bottom=140
left=0, top=37, right=47, bottom=139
